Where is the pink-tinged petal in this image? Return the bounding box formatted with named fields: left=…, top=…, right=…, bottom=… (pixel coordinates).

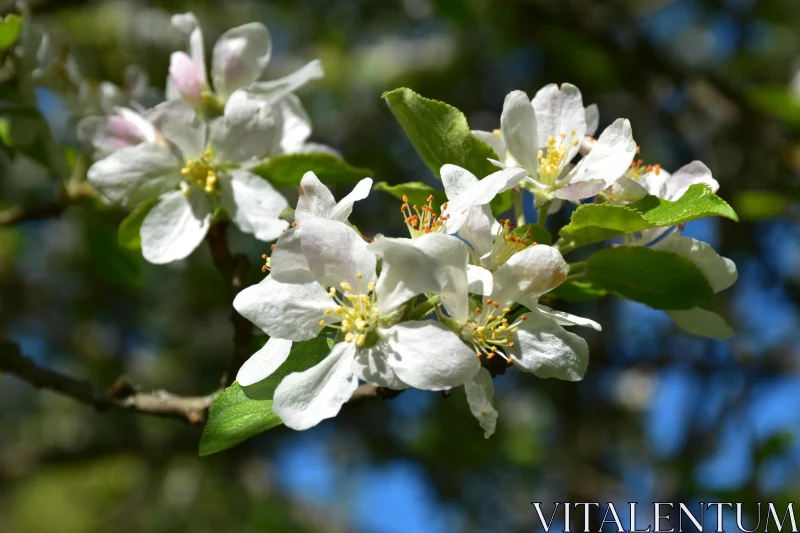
left=169, top=51, right=207, bottom=104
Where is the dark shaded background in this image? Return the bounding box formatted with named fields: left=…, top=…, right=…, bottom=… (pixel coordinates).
left=2, top=0, right=800, bottom=531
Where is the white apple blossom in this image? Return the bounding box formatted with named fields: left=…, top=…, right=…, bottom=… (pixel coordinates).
left=441, top=243, right=600, bottom=437
left=168, top=12, right=323, bottom=108
left=473, top=85, right=637, bottom=204
left=78, top=107, right=165, bottom=159
left=87, top=94, right=289, bottom=264
left=438, top=164, right=531, bottom=272
left=233, top=217, right=480, bottom=430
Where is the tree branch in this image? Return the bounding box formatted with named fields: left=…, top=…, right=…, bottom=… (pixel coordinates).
left=0, top=340, right=219, bottom=423
left=206, top=221, right=253, bottom=386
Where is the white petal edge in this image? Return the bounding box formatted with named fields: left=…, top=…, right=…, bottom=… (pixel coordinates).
left=464, top=367, right=498, bottom=439
left=140, top=187, right=212, bottom=264
left=237, top=337, right=293, bottom=387
left=273, top=342, right=359, bottom=431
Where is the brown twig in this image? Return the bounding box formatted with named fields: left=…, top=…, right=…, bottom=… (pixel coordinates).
left=0, top=340, right=219, bottom=423
left=348, top=384, right=404, bottom=403
left=205, top=221, right=253, bottom=386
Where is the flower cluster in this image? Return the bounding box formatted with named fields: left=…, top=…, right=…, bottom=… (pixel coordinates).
left=234, top=171, right=599, bottom=436
left=81, top=12, right=326, bottom=263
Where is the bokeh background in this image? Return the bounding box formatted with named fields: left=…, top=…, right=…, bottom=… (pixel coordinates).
left=2, top=0, right=800, bottom=531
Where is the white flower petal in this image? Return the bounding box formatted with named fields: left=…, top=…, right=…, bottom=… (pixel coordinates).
left=511, top=309, right=589, bottom=381
left=353, top=348, right=409, bottom=390
left=233, top=276, right=334, bottom=341
left=491, top=245, right=568, bottom=306
left=330, top=178, right=373, bottom=223
left=153, top=100, right=207, bottom=159
left=380, top=321, right=480, bottom=390
left=169, top=51, right=207, bottom=104
left=585, top=103, right=599, bottom=136
left=553, top=178, right=606, bottom=201
left=442, top=167, right=526, bottom=234
left=237, top=337, right=293, bottom=387
left=273, top=342, right=359, bottom=431
left=220, top=169, right=289, bottom=242
left=537, top=305, right=602, bottom=331
left=211, top=90, right=280, bottom=162
left=277, top=94, right=312, bottom=154
left=650, top=235, right=737, bottom=293
left=500, top=90, right=539, bottom=175
left=140, top=187, right=212, bottom=264
left=441, top=164, right=480, bottom=202
left=268, top=228, right=314, bottom=283
left=464, top=367, right=498, bottom=439
left=666, top=308, right=734, bottom=340
left=467, top=265, right=493, bottom=295
left=472, top=129, right=507, bottom=160
left=459, top=206, right=498, bottom=264
left=412, top=233, right=470, bottom=322
left=568, top=118, right=636, bottom=186
left=531, top=82, right=587, bottom=162
left=609, top=176, right=649, bottom=203
left=368, top=236, right=444, bottom=315
left=172, top=13, right=207, bottom=81
left=660, top=160, right=719, bottom=201
left=212, top=22, right=271, bottom=100
left=297, top=217, right=377, bottom=290
left=87, top=143, right=181, bottom=208
left=296, top=171, right=336, bottom=222
left=247, top=59, right=324, bottom=103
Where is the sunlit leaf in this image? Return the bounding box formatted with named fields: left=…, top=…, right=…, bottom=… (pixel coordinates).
left=586, top=247, right=715, bottom=310
left=251, top=153, right=372, bottom=187
left=732, top=190, right=790, bottom=221
left=559, top=204, right=650, bottom=247
left=630, top=183, right=739, bottom=225
left=382, top=87, right=498, bottom=179
left=0, top=14, right=22, bottom=52
left=548, top=280, right=607, bottom=301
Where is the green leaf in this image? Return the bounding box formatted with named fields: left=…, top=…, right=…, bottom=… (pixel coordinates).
left=749, top=85, right=800, bottom=127
left=585, top=247, right=716, bottom=311
left=0, top=14, right=22, bottom=52
left=199, top=338, right=333, bottom=456
left=559, top=204, right=651, bottom=247
left=548, top=280, right=607, bottom=301
left=374, top=181, right=447, bottom=210
left=732, top=190, right=789, bottom=221
left=511, top=223, right=553, bottom=246
left=382, top=88, right=498, bottom=179
left=630, top=183, right=739, bottom=225
left=117, top=199, right=158, bottom=251
left=198, top=383, right=282, bottom=457
left=251, top=153, right=372, bottom=187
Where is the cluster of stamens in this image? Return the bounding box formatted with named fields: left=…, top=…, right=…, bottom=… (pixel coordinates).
left=537, top=131, right=579, bottom=185
left=180, top=148, right=219, bottom=194
left=462, top=299, right=527, bottom=363
left=319, top=273, right=380, bottom=347
left=626, top=158, right=662, bottom=181
left=400, top=195, right=449, bottom=238
left=490, top=219, right=537, bottom=268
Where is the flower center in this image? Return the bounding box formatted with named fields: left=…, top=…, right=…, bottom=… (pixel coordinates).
left=400, top=195, right=449, bottom=238
left=321, top=274, right=380, bottom=347
left=180, top=148, right=219, bottom=194
left=460, top=299, right=527, bottom=363
left=537, top=131, right=579, bottom=186
left=489, top=219, right=536, bottom=268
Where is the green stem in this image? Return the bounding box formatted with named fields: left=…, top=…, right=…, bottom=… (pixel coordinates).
left=566, top=273, right=587, bottom=282
left=554, top=239, right=577, bottom=255
left=568, top=261, right=587, bottom=273
left=536, top=201, right=551, bottom=227
left=409, top=295, right=440, bottom=320
left=513, top=188, right=526, bottom=226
